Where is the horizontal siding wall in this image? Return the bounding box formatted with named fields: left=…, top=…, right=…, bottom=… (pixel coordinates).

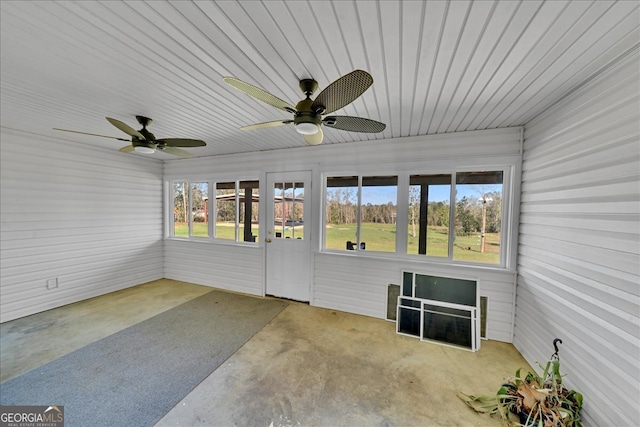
left=314, top=253, right=516, bottom=343
left=164, top=240, right=263, bottom=296
left=164, top=128, right=522, bottom=342
left=163, top=127, right=522, bottom=176
left=0, top=129, right=164, bottom=323
left=516, top=50, right=639, bottom=427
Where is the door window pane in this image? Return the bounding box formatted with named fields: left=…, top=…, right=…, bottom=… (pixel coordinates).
left=407, top=174, right=451, bottom=257
left=216, top=182, right=236, bottom=240
left=173, top=182, right=189, bottom=237
left=360, top=176, right=397, bottom=252
left=190, top=182, right=208, bottom=237
left=325, top=176, right=358, bottom=250
left=453, top=171, right=503, bottom=264
left=274, top=182, right=304, bottom=240
left=292, top=183, right=305, bottom=240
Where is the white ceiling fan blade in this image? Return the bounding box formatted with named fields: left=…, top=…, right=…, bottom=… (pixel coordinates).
left=53, top=128, right=130, bottom=141
left=223, top=77, right=297, bottom=113
left=106, top=117, right=145, bottom=140
left=241, top=120, right=293, bottom=131
left=159, top=146, right=194, bottom=158
left=303, top=126, right=323, bottom=145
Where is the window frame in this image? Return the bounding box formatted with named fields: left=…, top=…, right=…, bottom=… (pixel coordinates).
left=450, top=169, right=506, bottom=265
left=324, top=174, right=400, bottom=254
left=167, top=178, right=260, bottom=246
left=169, top=181, right=209, bottom=239
left=321, top=165, right=513, bottom=269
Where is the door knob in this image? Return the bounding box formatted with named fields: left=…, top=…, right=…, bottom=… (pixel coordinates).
left=265, top=238, right=272, bottom=243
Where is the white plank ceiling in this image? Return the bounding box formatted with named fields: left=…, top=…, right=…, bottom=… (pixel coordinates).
left=1, top=0, right=638, bottom=158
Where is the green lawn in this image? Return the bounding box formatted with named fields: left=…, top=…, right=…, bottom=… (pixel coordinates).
left=327, top=223, right=500, bottom=263
left=174, top=221, right=500, bottom=264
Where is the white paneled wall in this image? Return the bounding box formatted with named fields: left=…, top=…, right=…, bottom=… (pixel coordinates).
left=164, top=128, right=522, bottom=342
left=516, top=50, right=640, bottom=426
left=0, top=129, right=164, bottom=323
left=164, top=240, right=263, bottom=296
left=314, top=253, right=516, bottom=343
left=163, top=127, right=522, bottom=177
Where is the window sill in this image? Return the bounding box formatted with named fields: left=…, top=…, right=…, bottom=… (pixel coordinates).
left=165, top=236, right=261, bottom=248
left=318, top=249, right=515, bottom=274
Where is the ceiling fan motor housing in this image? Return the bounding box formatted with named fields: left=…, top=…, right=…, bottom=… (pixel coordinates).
left=294, top=98, right=321, bottom=126
left=136, top=129, right=156, bottom=141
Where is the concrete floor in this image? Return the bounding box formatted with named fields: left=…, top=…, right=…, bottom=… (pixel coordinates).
left=1, top=279, right=532, bottom=426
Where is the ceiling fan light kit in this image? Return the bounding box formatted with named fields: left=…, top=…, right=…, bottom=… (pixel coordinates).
left=223, top=70, right=386, bottom=146
left=295, top=122, right=319, bottom=135
left=134, top=145, right=155, bottom=154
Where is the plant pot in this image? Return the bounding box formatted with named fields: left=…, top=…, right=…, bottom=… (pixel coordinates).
left=517, top=410, right=537, bottom=427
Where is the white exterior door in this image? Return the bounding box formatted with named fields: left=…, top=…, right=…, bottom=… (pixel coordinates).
left=265, top=171, right=312, bottom=301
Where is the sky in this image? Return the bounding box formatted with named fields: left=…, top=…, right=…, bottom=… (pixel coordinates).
left=189, top=181, right=501, bottom=206
left=356, top=184, right=502, bottom=205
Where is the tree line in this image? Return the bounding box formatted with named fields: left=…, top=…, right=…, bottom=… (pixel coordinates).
left=173, top=183, right=259, bottom=224
left=328, top=187, right=501, bottom=236
left=325, top=188, right=397, bottom=225
left=176, top=184, right=501, bottom=236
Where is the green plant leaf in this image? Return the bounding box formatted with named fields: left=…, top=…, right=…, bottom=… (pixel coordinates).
left=570, top=391, right=584, bottom=409
left=459, top=349, right=583, bottom=427
left=541, top=360, right=551, bottom=380
left=458, top=392, right=499, bottom=415
left=552, top=359, right=561, bottom=380
left=515, top=368, right=522, bottom=386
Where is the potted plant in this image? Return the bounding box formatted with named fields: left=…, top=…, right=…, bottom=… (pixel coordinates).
left=459, top=339, right=583, bottom=427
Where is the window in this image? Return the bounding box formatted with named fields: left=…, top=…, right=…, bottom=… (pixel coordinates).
left=325, top=176, right=357, bottom=250
left=239, top=180, right=260, bottom=242
left=215, top=182, right=235, bottom=240
left=191, top=182, right=209, bottom=237
left=215, top=180, right=259, bottom=242
left=173, top=182, right=189, bottom=237
left=361, top=176, right=398, bottom=252
left=170, top=179, right=259, bottom=243
left=322, top=168, right=507, bottom=266
left=172, top=182, right=208, bottom=238
left=408, top=174, right=451, bottom=257
left=406, top=171, right=503, bottom=265
left=325, top=175, right=398, bottom=253
left=453, top=171, right=503, bottom=264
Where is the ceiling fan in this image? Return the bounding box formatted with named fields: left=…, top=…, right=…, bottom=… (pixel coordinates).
left=223, top=69, right=386, bottom=145
left=54, top=116, right=206, bottom=157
